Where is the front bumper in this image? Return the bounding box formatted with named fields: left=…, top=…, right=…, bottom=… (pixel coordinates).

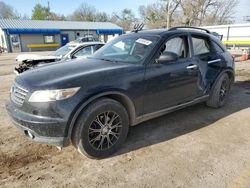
left=5, top=101, right=69, bottom=147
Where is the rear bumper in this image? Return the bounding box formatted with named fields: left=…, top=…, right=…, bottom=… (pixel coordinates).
left=5, top=101, right=69, bottom=147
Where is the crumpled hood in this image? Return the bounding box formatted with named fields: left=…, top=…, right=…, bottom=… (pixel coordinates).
left=16, top=54, right=60, bottom=62
left=16, top=58, right=132, bottom=90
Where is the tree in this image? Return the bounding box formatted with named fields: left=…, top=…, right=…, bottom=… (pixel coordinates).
left=95, top=12, right=110, bottom=22
left=139, top=0, right=239, bottom=28
left=31, top=3, right=50, bottom=20
left=0, top=1, right=19, bottom=19
left=31, top=3, right=66, bottom=21
left=113, top=9, right=136, bottom=31
left=139, top=3, right=165, bottom=29
left=50, top=12, right=66, bottom=21
left=139, top=0, right=180, bottom=29
left=161, top=0, right=181, bottom=28
left=208, top=0, right=239, bottom=25
left=69, top=3, right=97, bottom=21
left=179, top=0, right=217, bottom=26
left=179, top=0, right=239, bottom=26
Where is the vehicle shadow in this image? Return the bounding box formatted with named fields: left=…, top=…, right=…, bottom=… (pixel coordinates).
left=114, top=80, right=250, bottom=157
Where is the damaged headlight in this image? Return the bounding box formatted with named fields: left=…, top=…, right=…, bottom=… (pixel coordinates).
left=28, top=87, right=80, bottom=102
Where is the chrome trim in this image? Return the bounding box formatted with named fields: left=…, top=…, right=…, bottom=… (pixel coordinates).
left=186, top=64, right=198, bottom=69
left=208, top=59, right=221, bottom=64
left=14, top=82, right=28, bottom=93
left=11, top=82, right=28, bottom=106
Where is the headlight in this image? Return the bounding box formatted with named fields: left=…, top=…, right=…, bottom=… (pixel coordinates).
left=28, top=87, right=80, bottom=102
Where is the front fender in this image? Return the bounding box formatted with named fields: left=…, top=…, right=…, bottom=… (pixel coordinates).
left=64, top=90, right=137, bottom=146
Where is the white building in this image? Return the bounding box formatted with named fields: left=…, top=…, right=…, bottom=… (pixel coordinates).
left=203, top=23, right=250, bottom=47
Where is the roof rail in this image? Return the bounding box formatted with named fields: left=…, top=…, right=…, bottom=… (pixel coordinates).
left=169, top=26, right=211, bottom=34
left=131, top=23, right=144, bottom=33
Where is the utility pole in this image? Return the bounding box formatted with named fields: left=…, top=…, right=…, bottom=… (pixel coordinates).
left=47, top=1, right=50, bottom=11
left=47, top=1, right=50, bottom=20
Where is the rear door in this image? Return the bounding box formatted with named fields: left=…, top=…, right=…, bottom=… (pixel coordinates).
left=190, top=34, right=224, bottom=94
left=143, top=34, right=203, bottom=114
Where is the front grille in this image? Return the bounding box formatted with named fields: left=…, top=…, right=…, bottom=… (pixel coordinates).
left=11, top=82, right=28, bottom=106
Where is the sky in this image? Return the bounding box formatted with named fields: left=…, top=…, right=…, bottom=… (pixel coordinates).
left=4, top=0, right=156, bottom=17
left=234, top=0, right=250, bottom=22
left=2, top=0, right=250, bottom=23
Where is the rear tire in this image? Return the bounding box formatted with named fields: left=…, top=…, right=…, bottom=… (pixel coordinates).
left=206, top=73, right=231, bottom=108
left=72, top=98, right=129, bottom=159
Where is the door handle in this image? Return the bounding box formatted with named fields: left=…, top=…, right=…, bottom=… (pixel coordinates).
left=208, top=59, right=221, bottom=64
left=186, top=64, right=198, bottom=70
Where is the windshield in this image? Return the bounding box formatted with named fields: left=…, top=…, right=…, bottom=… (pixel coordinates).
left=50, top=44, right=76, bottom=57
left=91, top=35, right=159, bottom=63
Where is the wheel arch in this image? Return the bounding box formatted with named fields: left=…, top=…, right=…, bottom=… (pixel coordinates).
left=224, top=68, right=235, bottom=84
left=209, top=67, right=235, bottom=95
left=65, top=91, right=137, bottom=145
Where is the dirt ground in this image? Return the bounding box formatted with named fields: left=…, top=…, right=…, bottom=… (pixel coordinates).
left=0, top=52, right=250, bottom=188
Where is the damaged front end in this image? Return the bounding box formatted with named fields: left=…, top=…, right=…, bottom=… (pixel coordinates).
left=14, top=59, right=57, bottom=75
left=14, top=61, right=35, bottom=75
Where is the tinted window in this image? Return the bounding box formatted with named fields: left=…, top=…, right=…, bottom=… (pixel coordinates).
left=192, top=37, right=211, bottom=55
left=50, top=44, right=76, bottom=57
left=73, top=46, right=92, bottom=58
left=163, top=36, right=188, bottom=58
left=81, top=38, right=88, bottom=42
left=93, top=44, right=104, bottom=51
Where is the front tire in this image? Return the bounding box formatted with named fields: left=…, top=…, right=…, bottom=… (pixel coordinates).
left=206, top=73, right=231, bottom=108
left=72, top=98, right=129, bottom=159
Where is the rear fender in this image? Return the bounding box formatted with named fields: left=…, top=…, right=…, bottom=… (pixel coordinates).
left=208, top=68, right=234, bottom=95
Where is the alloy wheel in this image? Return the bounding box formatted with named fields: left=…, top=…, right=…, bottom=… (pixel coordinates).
left=219, top=78, right=229, bottom=102
left=88, top=111, right=122, bottom=150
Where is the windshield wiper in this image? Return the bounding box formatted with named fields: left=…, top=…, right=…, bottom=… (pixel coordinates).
left=88, top=57, right=118, bottom=63
left=100, top=58, right=119, bottom=63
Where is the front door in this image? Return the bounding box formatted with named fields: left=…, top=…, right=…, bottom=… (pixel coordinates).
left=143, top=34, right=203, bottom=114
left=61, top=34, right=69, bottom=46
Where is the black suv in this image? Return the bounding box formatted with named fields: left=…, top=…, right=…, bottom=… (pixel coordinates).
left=6, top=27, right=234, bottom=159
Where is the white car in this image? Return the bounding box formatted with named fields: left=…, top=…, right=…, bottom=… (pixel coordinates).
left=69, top=36, right=99, bottom=43
left=15, top=42, right=104, bottom=74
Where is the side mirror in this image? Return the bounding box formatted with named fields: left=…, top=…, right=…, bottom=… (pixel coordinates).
left=156, top=51, right=179, bottom=64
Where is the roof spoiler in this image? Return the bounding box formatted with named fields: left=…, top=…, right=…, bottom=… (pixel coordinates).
left=211, top=32, right=223, bottom=40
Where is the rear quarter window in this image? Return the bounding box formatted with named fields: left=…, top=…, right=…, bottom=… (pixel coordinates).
left=192, top=36, right=211, bottom=56
left=212, top=41, right=225, bottom=53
